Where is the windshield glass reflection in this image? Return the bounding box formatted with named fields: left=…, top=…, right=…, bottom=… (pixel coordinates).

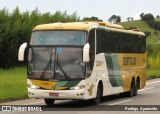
left=28, top=47, right=85, bottom=80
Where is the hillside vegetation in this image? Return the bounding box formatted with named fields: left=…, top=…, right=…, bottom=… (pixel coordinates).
left=119, top=20, right=160, bottom=44
left=0, top=8, right=80, bottom=68
left=118, top=19, right=160, bottom=69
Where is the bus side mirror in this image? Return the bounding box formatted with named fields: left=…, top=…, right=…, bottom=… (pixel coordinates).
left=18, top=42, right=27, bottom=61
left=83, top=43, right=90, bottom=62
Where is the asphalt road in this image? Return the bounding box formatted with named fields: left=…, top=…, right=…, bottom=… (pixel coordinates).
left=1, top=78, right=160, bottom=114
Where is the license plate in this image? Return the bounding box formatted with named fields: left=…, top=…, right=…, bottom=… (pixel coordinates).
left=49, top=93, right=58, bottom=97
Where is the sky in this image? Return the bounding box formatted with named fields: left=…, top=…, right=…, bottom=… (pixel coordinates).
left=0, top=0, right=160, bottom=22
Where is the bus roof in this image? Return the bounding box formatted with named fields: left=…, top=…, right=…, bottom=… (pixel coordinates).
left=33, top=22, right=145, bottom=36
left=33, top=22, right=98, bottom=31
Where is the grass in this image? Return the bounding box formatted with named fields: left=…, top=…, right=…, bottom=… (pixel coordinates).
left=0, top=67, right=28, bottom=102
left=155, top=18, right=160, bottom=22
left=119, top=20, right=156, bottom=32
left=147, top=69, right=160, bottom=79
left=148, top=54, right=160, bottom=69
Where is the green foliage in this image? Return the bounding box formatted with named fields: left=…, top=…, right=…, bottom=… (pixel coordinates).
left=142, top=13, right=154, bottom=22
left=147, top=69, right=160, bottom=79
left=148, top=21, right=160, bottom=30
left=108, top=15, right=121, bottom=23
left=0, top=7, right=80, bottom=68
left=147, top=53, right=160, bottom=69
left=81, top=16, right=103, bottom=21
left=141, top=13, right=160, bottom=30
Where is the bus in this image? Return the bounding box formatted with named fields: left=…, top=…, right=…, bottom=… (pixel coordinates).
left=18, top=22, right=146, bottom=105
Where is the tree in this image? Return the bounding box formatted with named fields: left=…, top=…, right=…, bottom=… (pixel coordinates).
left=142, top=13, right=154, bottom=22
left=149, top=21, right=160, bottom=30
left=127, top=17, right=134, bottom=22
left=108, top=15, right=121, bottom=23
left=140, top=13, right=144, bottom=19
left=156, top=15, right=160, bottom=18
left=81, top=16, right=103, bottom=21
left=116, top=16, right=121, bottom=22
left=11, top=7, right=21, bottom=22
left=0, top=7, right=81, bottom=68
left=108, top=15, right=117, bottom=23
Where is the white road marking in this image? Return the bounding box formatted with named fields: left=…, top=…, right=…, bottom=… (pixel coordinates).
left=137, top=80, right=160, bottom=92
left=138, top=87, right=156, bottom=92
left=25, top=101, right=44, bottom=105
left=146, top=80, right=160, bottom=85
left=108, top=99, right=132, bottom=105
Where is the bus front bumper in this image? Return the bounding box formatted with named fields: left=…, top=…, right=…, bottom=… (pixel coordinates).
left=28, top=88, right=86, bottom=100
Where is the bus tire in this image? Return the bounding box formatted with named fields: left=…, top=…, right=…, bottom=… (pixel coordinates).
left=92, top=84, right=102, bottom=105
left=126, top=79, right=135, bottom=97
left=133, top=79, right=139, bottom=96
left=133, top=83, right=138, bottom=96
left=44, top=99, right=55, bottom=105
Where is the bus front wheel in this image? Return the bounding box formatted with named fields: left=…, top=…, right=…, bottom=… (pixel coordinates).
left=44, top=99, right=55, bottom=105
left=91, top=84, right=102, bottom=105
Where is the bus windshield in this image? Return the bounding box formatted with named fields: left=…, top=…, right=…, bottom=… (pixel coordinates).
left=30, top=31, right=86, bottom=46
left=28, top=47, right=85, bottom=80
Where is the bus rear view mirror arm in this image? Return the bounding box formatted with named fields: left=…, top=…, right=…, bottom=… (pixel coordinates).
left=18, top=42, right=27, bottom=61
left=83, top=43, right=90, bottom=62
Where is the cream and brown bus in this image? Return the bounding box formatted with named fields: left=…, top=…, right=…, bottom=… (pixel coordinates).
left=18, top=22, right=146, bottom=105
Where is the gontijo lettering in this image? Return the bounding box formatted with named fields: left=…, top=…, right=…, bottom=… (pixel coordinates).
left=123, top=57, right=136, bottom=65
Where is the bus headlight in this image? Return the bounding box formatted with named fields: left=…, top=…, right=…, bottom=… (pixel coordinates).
left=28, top=84, right=40, bottom=89
left=70, top=85, right=85, bottom=90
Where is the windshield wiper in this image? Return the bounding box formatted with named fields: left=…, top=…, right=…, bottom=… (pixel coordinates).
left=40, top=49, right=53, bottom=78
left=54, top=60, right=69, bottom=79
